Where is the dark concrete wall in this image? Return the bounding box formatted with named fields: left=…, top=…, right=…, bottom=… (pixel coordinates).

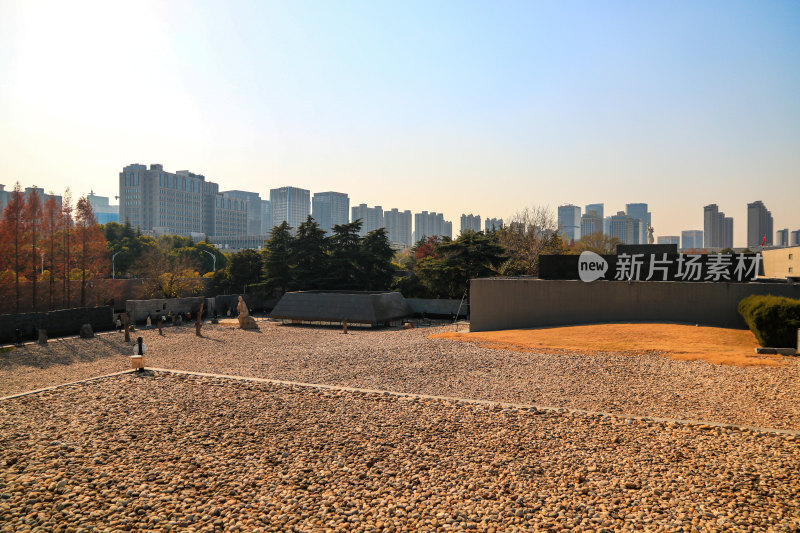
left=405, top=298, right=467, bottom=317
left=470, top=278, right=800, bottom=332
left=0, top=306, right=114, bottom=343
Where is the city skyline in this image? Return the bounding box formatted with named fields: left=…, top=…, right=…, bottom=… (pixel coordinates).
left=1, top=2, right=798, bottom=246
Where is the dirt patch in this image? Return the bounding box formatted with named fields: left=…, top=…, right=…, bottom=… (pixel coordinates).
left=432, top=323, right=783, bottom=367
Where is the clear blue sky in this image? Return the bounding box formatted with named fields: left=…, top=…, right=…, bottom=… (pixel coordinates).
left=1, top=0, right=798, bottom=245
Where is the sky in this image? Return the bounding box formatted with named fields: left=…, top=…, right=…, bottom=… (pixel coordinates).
left=1, top=0, right=798, bottom=246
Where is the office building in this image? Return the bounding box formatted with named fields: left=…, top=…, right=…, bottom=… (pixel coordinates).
left=792, top=230, right=800, bottom=247
left=681, top=230, right=703, bottom=250
left=625, top=203, right=651, bottom=244
left=351, top=204, right=384, bottom=236
left=557, top=204, right=581, bottom=242
left=86, top=191, right=119, bottom=225
left=657, top=236, right=680, bottom=245
left=585, top=203, right=604, bottom=222
left=262, top=200, right=272, bottom=234
left=1, top=185, right=63, bottom=218
left=580, top=209, right=603, bottom=238
left=270, top=186, right=310, bottom=232
left=221, top=190, right=265, bottom=236
left=776, top=228, right=789, bottom=247
left=212, top=193, right=249, bottom=237
left=603, top=216, right=611, bottom=236
left=702, top=204, right=733, bottom=249
left=747, top=200, right=773, bottom=248
left=414, top=211, right=452, bottom=241
left=312, top=191, right=350, bottom=234
left=484, top=218, right=503, bottom=232
left=119, top=163, right=234, bottom=237
left=384, top=208, right=412, bottom=248
left=610, top=211, right=636, bottom=245
left=460, top=214, right=481, bottom=234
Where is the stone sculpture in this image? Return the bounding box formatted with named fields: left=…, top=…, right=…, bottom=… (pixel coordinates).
left=647, top=225, right=655, bottom=245
left=237, top=296, right=258, bottom=330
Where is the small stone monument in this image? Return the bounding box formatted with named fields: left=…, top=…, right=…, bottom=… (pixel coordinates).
left=38, top=329, right=48, bottom=345
left=79, top=324, right=94, bottom=339
left=237, top=296, right=258, bottom=330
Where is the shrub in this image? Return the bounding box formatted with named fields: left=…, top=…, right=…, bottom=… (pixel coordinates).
left=738, top=295, right=800, bottom=348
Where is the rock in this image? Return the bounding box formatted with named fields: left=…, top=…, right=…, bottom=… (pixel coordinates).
left=78, top=324, right=94, bottom=339
left=238, top=316, right=258, bottom=330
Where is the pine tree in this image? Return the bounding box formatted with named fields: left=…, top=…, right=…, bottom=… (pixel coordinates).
left=261, top=222, right=294, bottom=294
left=291, top=215, right=328, bottom=290
left=328, top=220, right=363, bottom=289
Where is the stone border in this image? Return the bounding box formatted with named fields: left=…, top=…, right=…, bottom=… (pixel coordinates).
left=3, top=367, right=800, bottom=438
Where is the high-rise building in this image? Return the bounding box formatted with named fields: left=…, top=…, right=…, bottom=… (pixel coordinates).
left=270, top=186, right=310, bottom=233
left=1, top=185, right=63, bottom=218
left=603, top=216, right=611, bottom=236
left=460, top=214, right=481, bottom=234
left=221, top=190, right=265, bottom=236
left=585, top=203, right=604, bottom=221
left=484, top=218, right=503, bottom=232
left=703, top=204, right=733, bottom=249
left=790, top=230, right=800, bottom=246
left=681, top=230, right=703, bottom=250
left=414, top=211, right=451, bottom=242
left=747, top=201, right=773, bottom=248
left=384, top=208, right=412, bottom=248
left=119, top=163, right=233, bottom=237
left=351, top=204, right=384, bottom=236
left=557, top=204, right=581, bottom=242
left=212, top=192, right=249, bottom=237
left=723, top=217, right=733, bottom=249
left=610, top=211, right=635, bottom=245
left=580, top=209, right=603, bottom=238
left=261, top=200, right=272, bottom=234
left=86, top=191, right=120, bottom=225
left=657, top=236, right=680, bottom=245
left=776, top=228, right=789, bottom=247
left=625, top=203, right=651, bottom=244
left=312, top=191, right=350, bottom=234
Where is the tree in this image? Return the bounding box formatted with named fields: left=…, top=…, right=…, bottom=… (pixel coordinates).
left=0, top=183, right=26, bottom=312
left=24, top=188, right=43, bottom=310
left=74, top=196, right=109, bottom=306
left=437, top=230, right=504, bottom=296
left=358, top=228, right=396, bottom=291
left=291, top=216, right=328, bottom=290
left=576, top=232, right=621, bottom=255
left=133, top=248, right=204, bottom=298
left=497, top=206, right=566, bottom=276
left=42, top=193, right=62, bottom=309
left=62, top=189, right=74, bottom=307
left=262, top=222, right=294, bottom=293
left=328, top=220, right=363, bottom=289
left=228, top=249, right=263, bottom=293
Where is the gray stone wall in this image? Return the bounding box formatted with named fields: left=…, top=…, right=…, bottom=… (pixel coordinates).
left=0, top=307, right=114, bottom=343
left=470, top=278, right=800, bottom=332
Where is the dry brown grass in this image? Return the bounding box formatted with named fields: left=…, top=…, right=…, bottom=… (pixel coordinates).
left=432, top=323, right=784, bottom=367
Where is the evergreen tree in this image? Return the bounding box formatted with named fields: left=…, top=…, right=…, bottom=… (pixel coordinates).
left=328, top=220, right=363, bottom=289
left=359, top=228, right=395, bottom=290
left=262, top=222, right=294, bottom=293
left=291, top=215, right=328, bottom=290
left=228, top=249, right=263, bottom=293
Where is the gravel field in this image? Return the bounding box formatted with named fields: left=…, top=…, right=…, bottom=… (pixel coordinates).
left=2, top=372, right=799, bottom=532
left=3, top=322, right=800, bottom=431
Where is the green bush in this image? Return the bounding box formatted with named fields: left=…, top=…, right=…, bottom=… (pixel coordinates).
left=738, top=295, right=800, bottom=348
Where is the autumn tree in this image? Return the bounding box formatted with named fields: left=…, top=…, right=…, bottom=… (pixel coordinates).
left=0, top=183, right=27, bottom=312
left=74, top=195, right=109, bottom=306
left=24, top=188, right=43, bottom=310
left=133, top=248, right=204, bottom=298
left=62, top=189, right=74, bottom=307
left=576, top=232, right=621, bottom=255
left=42, top=194, right=62, bottom=309
left=497, top=206, right=565, bottom=276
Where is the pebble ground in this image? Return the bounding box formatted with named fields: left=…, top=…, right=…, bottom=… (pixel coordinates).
left=2, top=372, right=799, bottom=532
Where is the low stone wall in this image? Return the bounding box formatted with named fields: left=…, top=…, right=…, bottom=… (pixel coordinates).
left=0, top=307, right=114, bottom=343
left=470, top=278, right=800, bottom=332
left=125, top=298, right=212, bottom=323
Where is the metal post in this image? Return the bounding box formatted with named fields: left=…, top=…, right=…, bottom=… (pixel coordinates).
left=203, top=250, right=217, bottom=272
left=112, top=251, right=121, bottom=280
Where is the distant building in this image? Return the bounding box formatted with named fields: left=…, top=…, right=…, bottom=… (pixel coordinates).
left=484, top=217, right=503, bottom=232
left=747, top=200, right=773, bottom=248
left=557, top=204, right=581, bottom=242
left=603, top=216, right=611, bottom=236
left=762, top=246, right=800, bottom=279
left=625, top=203, right=651, bottom=244
left=792, top=230, right=800, bottom=247
left=610, top=211, right=635, bottom=245
left=212, top=192, right=249, bottom=237
left=681, top=230, right=703, bottom=250
left=209, top=234, right=268, bottom=252
left=119, top=163, right=234, bottom=237
left=460, top=213, right=481, bottom=234
left=221, top=190, right=265, bottom=236
left=585, top=203, right=604, bottom=221
left=312, top=191, right=350, bottom=234
left=657, top=236, right=680, bottom=245
left=414, top=211, right=451, bottom=242
left=351, top=204, right=384, bottom=236
left=776, top=228, right=789, bottom=247
left=261, top=200, right=272, bottom=234
left=1, top=185, right=62, bottom=217
left=270, top=186, right=310, bottom=233
left=384, top=208, right=412, bottom=248
left=703, top=204, right=733, bottom=249
left=580, top=209, right=603, bottom=238
left=86, top=191, right=120, bottom=225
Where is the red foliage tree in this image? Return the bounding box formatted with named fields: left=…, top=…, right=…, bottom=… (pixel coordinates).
left=62, top=189, right=73, bottom=308
left=74, top=195, right=109, bottom=306
left=42, top=193, right=63, bottom=309
left=0, top=183, right=28, bottom=312
left=24, top=188, right=43, bottom=311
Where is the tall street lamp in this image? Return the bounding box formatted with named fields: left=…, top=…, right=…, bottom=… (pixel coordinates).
left=112, top=251, right=121, bottom=280
left=40, top=250, right=45, bottom=274
left=203, top=250, right=217, bottom=272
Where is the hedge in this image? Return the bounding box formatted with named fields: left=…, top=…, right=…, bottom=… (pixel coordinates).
left=737, top=295, right=800, bottom=348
